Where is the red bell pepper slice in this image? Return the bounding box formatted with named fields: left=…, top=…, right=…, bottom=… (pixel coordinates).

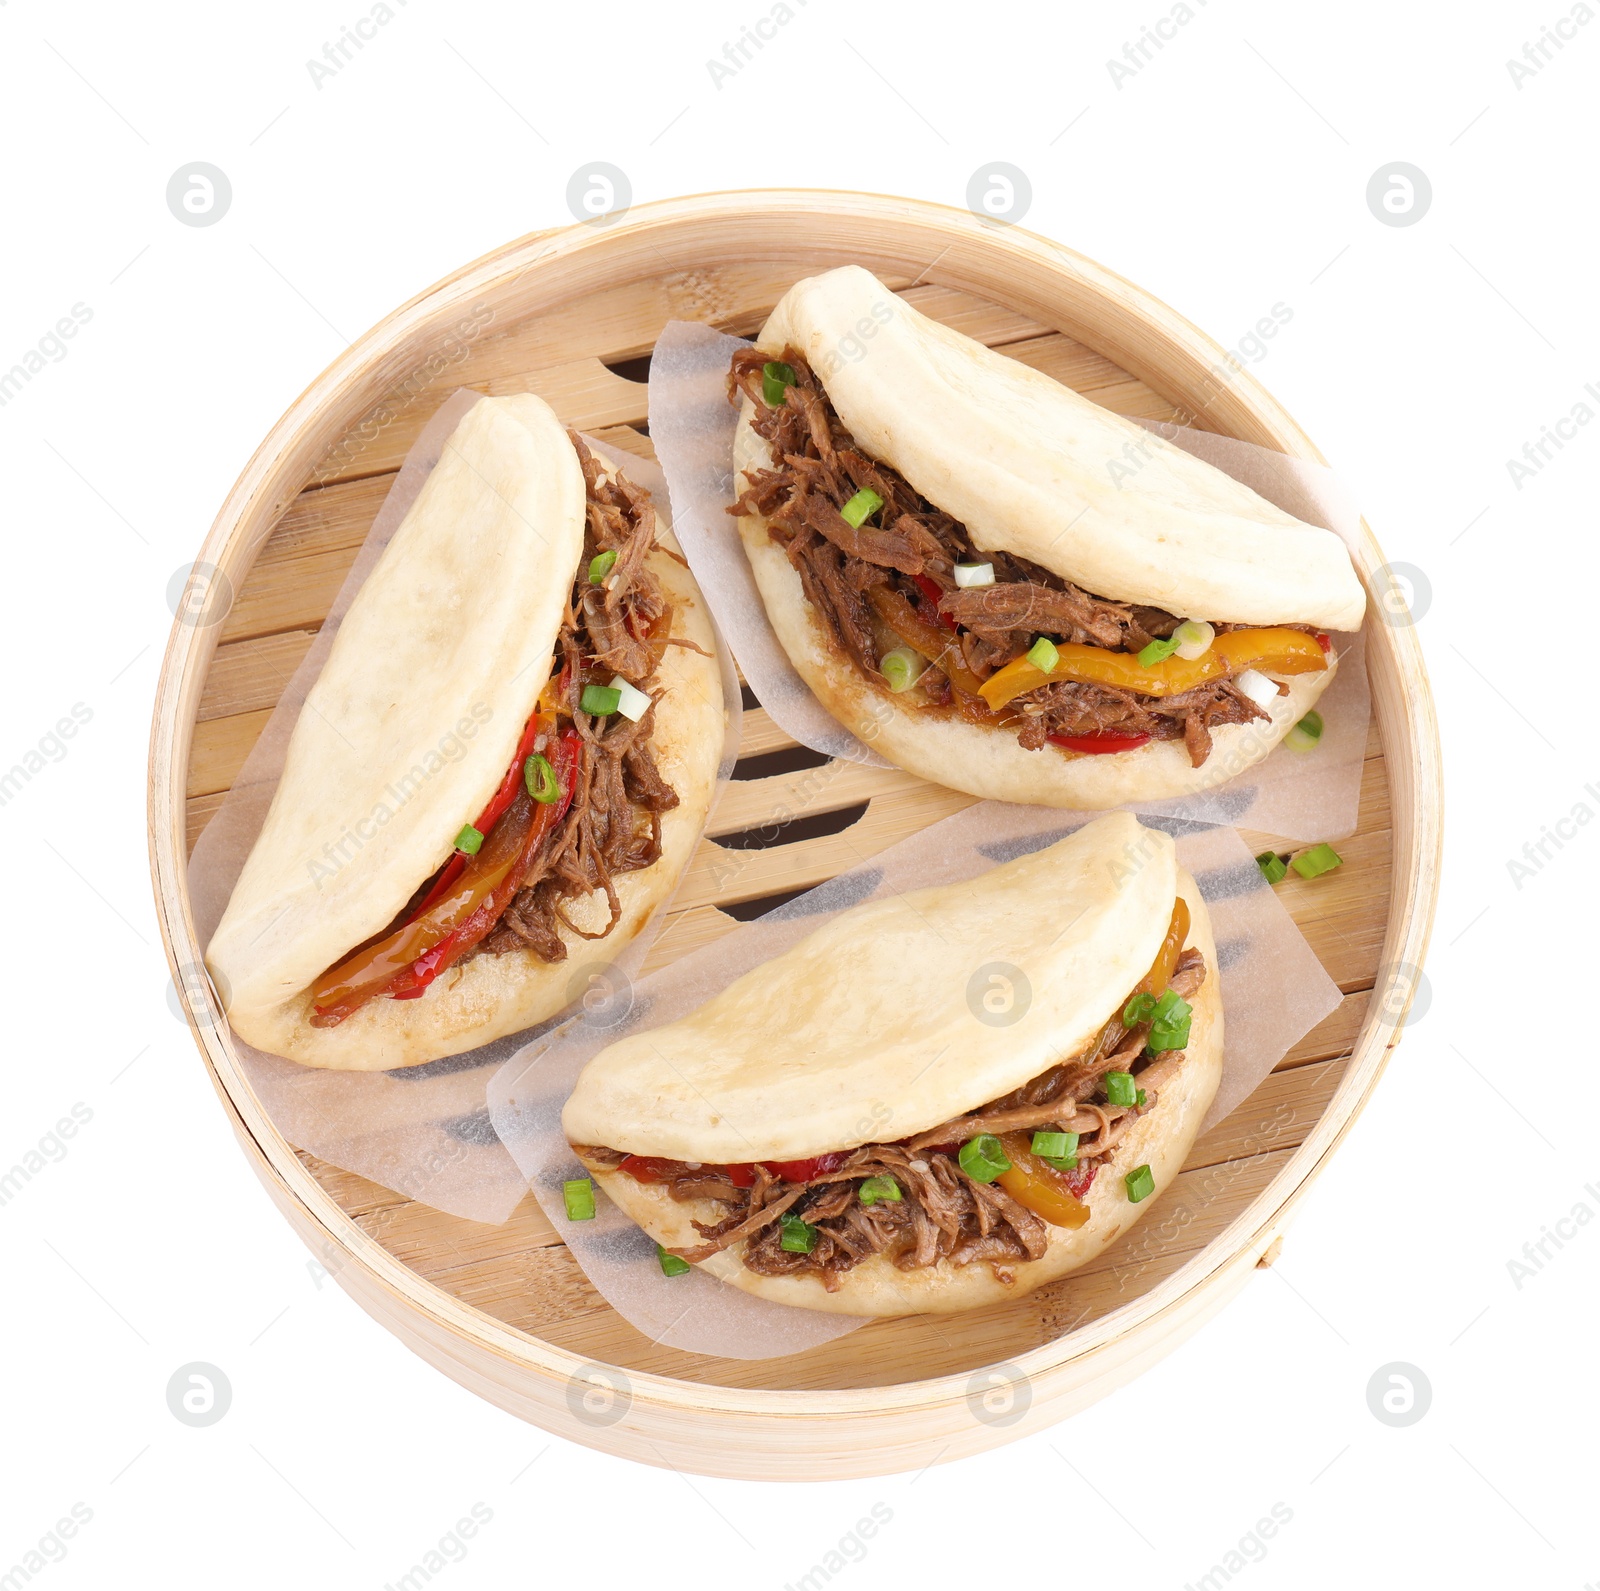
left=616, top=1156, right=678, bottom=1184
left=407, top=706, right=550, bottom=922
left=911, top=574, right=958, bottom=631
left=1059, top=1164, right=1097, bottom=1200
left=763, top=1152, right=848, bottom=1182
left=672, top=1146, right=851, bottom=1184
left=1047, top=731, right=1153, bottom=755
left=1315, top=632, right=1331, bottom=652
left=388, top=728, right=581, bottom=1001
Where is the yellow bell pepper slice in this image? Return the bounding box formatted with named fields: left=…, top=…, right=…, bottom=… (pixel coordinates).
left=978, top=627, right=1329, bottom=711
left=996, top=1134, right=1092, bottom=1229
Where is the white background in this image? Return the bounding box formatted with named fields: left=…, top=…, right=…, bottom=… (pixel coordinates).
left=2, top=0, right=1595, bottom=1585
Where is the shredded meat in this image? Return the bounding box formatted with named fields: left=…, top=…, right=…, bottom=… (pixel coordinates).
left=469, top=435, right=680, bottom=964
left=728, top=346, right=1308, bottom=767
left=580, top=948, right=1207, bottom=1287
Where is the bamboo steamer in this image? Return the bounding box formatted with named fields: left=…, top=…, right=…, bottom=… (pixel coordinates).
left=149, top=190, right=1440, bottom=1479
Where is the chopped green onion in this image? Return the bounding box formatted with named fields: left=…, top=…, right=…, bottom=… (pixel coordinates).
left=580, top=683, right=622, bottom=717
left=958, top=1133, right=1011, bottom=1184
left=1235, top=667, right=1280, bottom=710
left=1105, top=1071, right=1138, bottom=1108
left=1137, top=1088, right=1147, bottom=1106
left=762, top=360, right=797, bottom=406
left=1138, top=636, right=1181, bottom=667
left=880, top=646, right=925, bottom=693
left=588, top=549, right=618, bottom=584
left=1172, top=619, right=1215, bottom=661
left=840, top=487, right=884, bottom=528
left=1026, top=636, right=1059, bottom=672
left=952, top=562, right=995, bottom=589
left=1146, top=989, right=1193, bottom=1053
left=524, top=752, right=561, bottom=804
left=1031, top=1130, right=1077, bottom=1159
left=1256, top=850, right=1289, bottom=885
left=1284, top=709, right=1325, bottom=753
left=1122, top=991, right=1157, bottom=1028
left=1292, top=842, right=1344, bottom=879
left=657, top=1243, right=690, bottom=1277
left=454, top=824, right=484, bottom=855
left=609, top=676, right=652, bottom=722
left=779, top=1212, right=817, bottom=1253
left=1032, top=1130, right=1080, bottom=1169
left=563, top=1178, right=596, bottom=1221
left=858, top=1175, right=902, bottom=1206
left=1125, top=1164, right=1156, bottom=1203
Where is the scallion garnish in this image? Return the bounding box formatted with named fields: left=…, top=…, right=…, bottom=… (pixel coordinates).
left=1172, top=619, right=1215, bottom=661
left=524, top=752, right=560, bottom=804
left=1105, top=1071, right=1138, bottom=1108
left=454, top=824, right=484, bottom=855
left=1026, top=636, right=1059, bottom=672
left=952, top=562, right=995, bottom=588
left=858, top=1175, right=902, bottom=1206
left=588, top=549, right=618, bottom=584
left=1256, top=850, right=1289, bottom=885
left=1138, top=636, right=1182, bottom=667
left=580, top=683, right=622, bottom=717
left=1136, top=1089, right=1147, bottom=1107
left=609, top=676, right=652, bottom=722
left=1284, top=709, right=1324, bottom=753
left=1032, top=1130, right=1080, bottom=1170
left=657, top=1243, right=690, bottom=1277
left=880, top=646, right=924, bottom=693
left=1122, top=991, right=1157, bottom=1027
left=779, top=1212, right=817, bottom=1253
left=958, top=1134, right=1011, bottom=1184
left=840, top=487, right=884, bottom=528
left=563, top=1178, right=596, bottom=1221
left=1291, top=842, right=1343, bottom=879
left=1125, top=1164, right=1155, bottom=1203
left=762, top=360, right=797, bottom=406
left=1235, top=667, right=1281, bottom=710
left=1146, top=989, right=1193, bottom=1053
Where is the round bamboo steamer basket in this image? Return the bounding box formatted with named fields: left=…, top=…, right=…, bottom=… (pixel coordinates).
left=149, top=189, right=1441, bottom=1480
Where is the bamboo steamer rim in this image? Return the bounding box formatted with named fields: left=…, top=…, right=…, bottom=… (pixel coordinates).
left=148, top=188, right=1441, bottom=1458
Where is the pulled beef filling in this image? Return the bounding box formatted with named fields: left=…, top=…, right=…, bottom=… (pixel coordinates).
left=728, top=345, right=1294, bottom=768
left=468, top=435, right=681, bottom=963
left=577, top=948, right=1206, bottom=1291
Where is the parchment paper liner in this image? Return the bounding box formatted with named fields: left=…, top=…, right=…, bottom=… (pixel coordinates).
left=188, top=390, right=742, bottom=1222
left=647, top=319, right=1370, bottom=842
left=489, top=803, right=1342, bottom=1359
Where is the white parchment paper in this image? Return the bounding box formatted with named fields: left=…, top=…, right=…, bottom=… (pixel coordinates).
left=648, top=319, right=1370, bottom=842
left=188, top=391, right=742, bottom=1222
left=488, top=803, right=1342, bottom=1355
